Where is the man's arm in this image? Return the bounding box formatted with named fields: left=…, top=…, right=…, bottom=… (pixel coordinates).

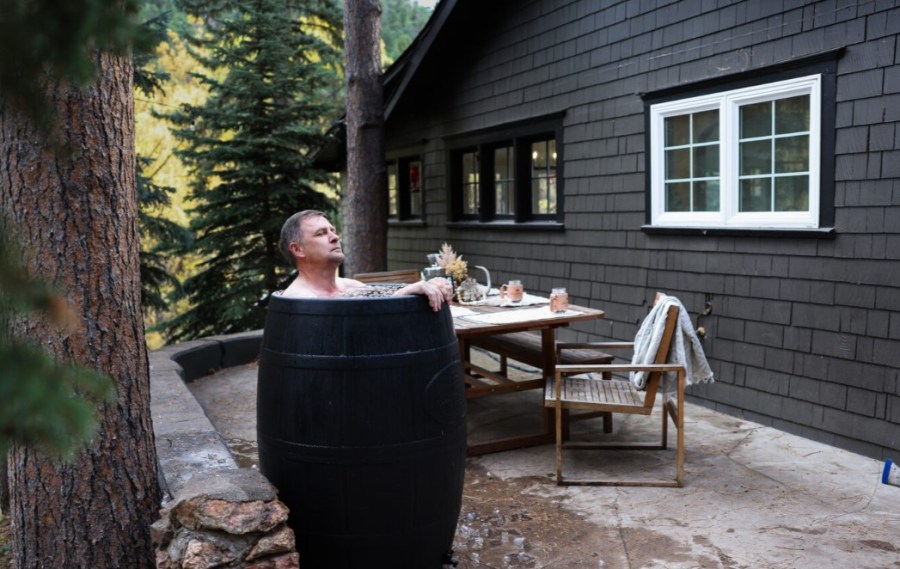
left=394, top=278, right=452, bottom=312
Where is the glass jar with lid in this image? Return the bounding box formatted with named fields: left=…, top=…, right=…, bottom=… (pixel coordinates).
left=550, top=287, right=569, bottom=312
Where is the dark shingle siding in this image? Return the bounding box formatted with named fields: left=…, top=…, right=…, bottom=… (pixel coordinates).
left=384, top=0, right=900, bottom=459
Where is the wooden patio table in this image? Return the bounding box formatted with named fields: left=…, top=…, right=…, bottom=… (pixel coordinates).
left=451, top=301, right=605, bottom=455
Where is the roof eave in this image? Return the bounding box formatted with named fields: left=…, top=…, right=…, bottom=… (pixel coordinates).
left=383, top=0, right=459, bottom=121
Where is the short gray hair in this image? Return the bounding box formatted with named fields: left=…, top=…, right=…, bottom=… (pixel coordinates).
left=279, top=210, right=326, bottom=264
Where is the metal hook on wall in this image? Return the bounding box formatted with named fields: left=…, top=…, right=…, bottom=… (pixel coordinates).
left=695, top=293, right=713, bottom=338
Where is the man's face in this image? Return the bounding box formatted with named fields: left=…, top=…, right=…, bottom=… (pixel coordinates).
left=296, top=215, right=344, bottom=265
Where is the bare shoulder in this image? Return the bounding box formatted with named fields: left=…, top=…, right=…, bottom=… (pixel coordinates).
left=337, top=277, right=366, bottom=290
left=280, top=280, right=317, bottom=299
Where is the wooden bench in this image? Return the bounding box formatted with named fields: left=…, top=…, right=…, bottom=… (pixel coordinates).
left=353, top=269, right=420, bottom=284
left=466, top=331, right=616, bottom=433
left=469, top=331, right=614, bottom=375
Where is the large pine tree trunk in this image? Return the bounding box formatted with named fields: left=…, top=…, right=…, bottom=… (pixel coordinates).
left=342, top=0, right=388, bottom=276
left=0, top=51, right=160, bottom=568
left=0, top=454, right=7, bottom=513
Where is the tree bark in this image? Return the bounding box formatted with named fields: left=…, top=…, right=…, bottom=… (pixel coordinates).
left=0, top=454, right=7, bottom=513
left=342, top=0, right=388, bottom=276
left=0, top=50, right=160, bottom=568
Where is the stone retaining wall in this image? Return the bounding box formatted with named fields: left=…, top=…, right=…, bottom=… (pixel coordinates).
left=150, top=331, right=299, bottom=568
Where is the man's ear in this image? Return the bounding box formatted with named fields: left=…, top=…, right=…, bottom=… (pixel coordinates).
left=288, top=241, right=305, bottom=260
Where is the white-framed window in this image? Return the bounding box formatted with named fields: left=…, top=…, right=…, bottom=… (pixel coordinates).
left=649, top=74, right=822, bottom=229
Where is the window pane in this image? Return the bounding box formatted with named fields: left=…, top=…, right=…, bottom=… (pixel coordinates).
left=665, top=115, right=690, bottom=146
left=740, top=140, right=771, bottom=175
left=775, top=135, right=809, bottom=173
left=530, top=139, right=557, bottom=215
left=663, top=111, right=721, bottom=212
left=494, top=146, right=515, bottom=215
left=666, top=148, right=690, bottom=179
left=740, top=178, right=771, bottom=212
left=409, top=160, right=422, bottom=216
left=775, top=175, right=809, bottom=211
left=741, top=102, right=771, bottom=138
left=666, top=182, right=690, bottom=212
left=495, top=147, right=509, bottom=176
left=693, top=145, right=719, bottom=178
left=694, top=180, right=720, bottom=212
left=531, top=141, right=547, bottom=169
left=531, top=178, right=557, bottom=214
left=495, top=181, right=512, bottom=214
left=387, top=163, right=398, bottom=217
left=462, top=151, right=479, bottom=215
left=775, top=95, right=809, bottom=134
left=694, top=110, right=719, bottom=143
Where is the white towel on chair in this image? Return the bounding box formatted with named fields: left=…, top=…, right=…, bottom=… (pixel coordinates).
left=630, top=294, right=715, bottom=390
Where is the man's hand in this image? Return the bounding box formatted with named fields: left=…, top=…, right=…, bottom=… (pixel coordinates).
left=396, top=277, right=453, bottom=312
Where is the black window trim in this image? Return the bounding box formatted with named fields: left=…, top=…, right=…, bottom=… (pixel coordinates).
left=640, top=48, right=843, bottom=238
left=446, top=113, right=565, bottom=228
left=386, top=149, right=425, bottom=225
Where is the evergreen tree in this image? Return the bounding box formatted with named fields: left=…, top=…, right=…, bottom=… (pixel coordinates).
left=381, top=0, right=432, bottom=62
left=134, top=13, right=190, bottom=318
left=2, top=36, right=161, bottom=569
left=163, top=0, right=343, bottom=341
left=0, top=223, right=114, bottom=460
left=0, top=0, right=148, bottom=132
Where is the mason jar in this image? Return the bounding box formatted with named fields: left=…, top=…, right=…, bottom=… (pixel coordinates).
left=550, top=287, right=569, bottom=312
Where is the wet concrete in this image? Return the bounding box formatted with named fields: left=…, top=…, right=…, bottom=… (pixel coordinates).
left=185, top=354, right=900, bottom=569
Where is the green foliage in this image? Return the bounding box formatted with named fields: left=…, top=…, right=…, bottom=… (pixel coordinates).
left=381, top=0, right=432, bottom=62
left=161, top=0, right=343, bottom=341
left=138, top=0, right=194, bottom=37
left=135, top=12, right=191, bottom=317
left=137, top=153, right=191, bottom=315
left=0, top=225, right=115, bottom=460
left=0, top=0, right=150, bottom=131
left=134, top=12, right=172, bottom=98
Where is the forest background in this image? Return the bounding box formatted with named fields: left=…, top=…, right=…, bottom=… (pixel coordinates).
left=137, top=0, right=433, bottom=348
left=1, top=0, right=431, bottom=564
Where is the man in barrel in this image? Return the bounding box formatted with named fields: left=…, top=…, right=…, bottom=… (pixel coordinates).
left=278, top=210, right=452, bottom=312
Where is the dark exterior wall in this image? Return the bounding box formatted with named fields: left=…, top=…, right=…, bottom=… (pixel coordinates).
left=383, top=0, right=900, bottom=459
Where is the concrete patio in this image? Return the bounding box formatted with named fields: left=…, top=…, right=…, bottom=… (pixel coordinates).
left=151, top=332, right=900, bottom=568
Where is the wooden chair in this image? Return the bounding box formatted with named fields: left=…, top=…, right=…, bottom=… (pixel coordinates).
left=353, top=269, right=421, bottom=284
left=544, top=295, right=686, bottom=487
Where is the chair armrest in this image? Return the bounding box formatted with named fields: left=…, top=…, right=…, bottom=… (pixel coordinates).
left=556, top=342, right=634, bottom=357
left=555, top=362, right=686, bottom=376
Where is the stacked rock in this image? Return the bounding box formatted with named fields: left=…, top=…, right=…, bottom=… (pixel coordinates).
left=153, top=469, right=298, bottom=569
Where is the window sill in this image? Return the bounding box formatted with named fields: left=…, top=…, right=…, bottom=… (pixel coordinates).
left=446, top=220, right=564, bottom=231
left=388, top=219, right=426, bottom=228
left=641, top=225, right=836, bottom=238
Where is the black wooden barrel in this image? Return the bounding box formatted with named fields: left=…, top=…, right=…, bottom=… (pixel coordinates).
left=257, top=293, right=466, bottom=569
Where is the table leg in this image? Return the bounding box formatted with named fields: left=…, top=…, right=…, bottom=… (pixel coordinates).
left=541, top=328, right=570, bottom=440
left=459, top=325, right=570, bottom=455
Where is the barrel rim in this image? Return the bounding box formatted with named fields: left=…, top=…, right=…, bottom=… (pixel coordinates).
left=269, top=291, right=442, bottom=316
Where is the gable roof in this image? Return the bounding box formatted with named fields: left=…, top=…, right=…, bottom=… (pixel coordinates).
left=313, top=0, right=467, bottom=169
left=382, top=0, right=459, bottom=120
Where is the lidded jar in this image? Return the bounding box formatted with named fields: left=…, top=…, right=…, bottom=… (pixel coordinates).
left=550, top=287, right=569, bottom=312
